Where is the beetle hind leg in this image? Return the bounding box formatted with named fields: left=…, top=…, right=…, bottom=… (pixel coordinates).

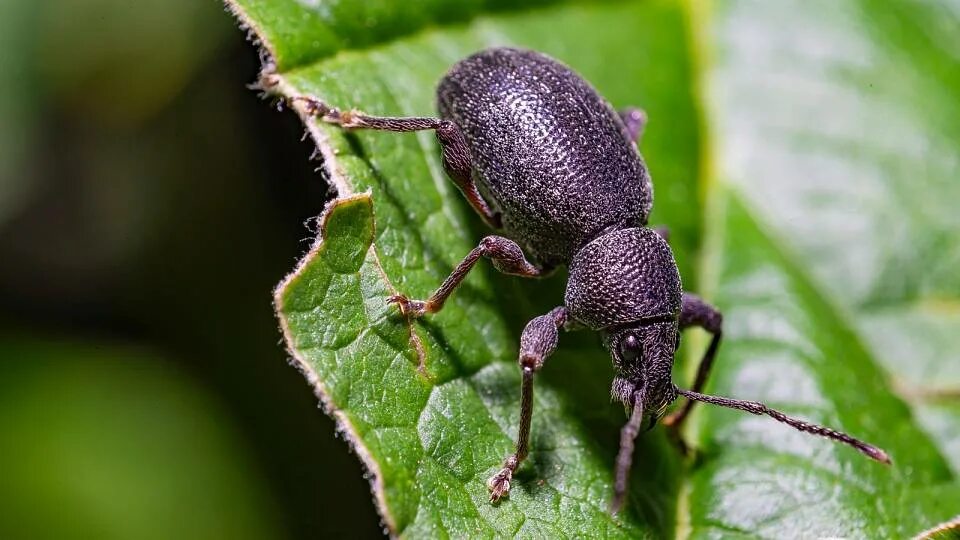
left=290, top=95, right=501, bottom=229
left=662, top=293, right=723, bottom=453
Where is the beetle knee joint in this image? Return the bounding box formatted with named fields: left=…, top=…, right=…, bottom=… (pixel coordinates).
left=480, top=236, right=521, bottom=258
left=707, top=311, right=723, bottom=334
left=478, top=235, right=499, bottom=252
left=519, top=355, right=540, bottom=371
left=436, top=119, right=457, bottom=134
left=436, top=120, right=466, bottom=146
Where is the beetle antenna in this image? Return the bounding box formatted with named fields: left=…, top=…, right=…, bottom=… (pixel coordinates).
left=610, top=395, right=644, bottom=514
left=675, top=388, right=891, bottom=464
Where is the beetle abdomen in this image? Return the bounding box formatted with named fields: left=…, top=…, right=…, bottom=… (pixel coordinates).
left=437, top=47, right=652, bottom=266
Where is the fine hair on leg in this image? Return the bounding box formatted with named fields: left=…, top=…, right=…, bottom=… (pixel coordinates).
left=289, top=95, right=501, bottom=227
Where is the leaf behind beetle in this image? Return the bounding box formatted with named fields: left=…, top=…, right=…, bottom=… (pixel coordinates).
left=229, top=0, right=960, bottom=537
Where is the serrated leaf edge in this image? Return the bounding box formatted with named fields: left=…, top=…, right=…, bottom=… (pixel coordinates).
left=225, top=0, right=352, bottom=197
left=260, top=42, right=433, bottom=535
left=272, top=193, right=403, bottom=536
left=227, top=1, right=446, bottom=531
left=913, top=514, right=960, bottom=540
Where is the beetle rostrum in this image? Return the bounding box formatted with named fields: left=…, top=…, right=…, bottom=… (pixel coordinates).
left=290, top=47, right=890, bottom=514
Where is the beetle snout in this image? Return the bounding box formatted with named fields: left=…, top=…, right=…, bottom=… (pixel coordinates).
left=611, top=376, right=641, bottom=406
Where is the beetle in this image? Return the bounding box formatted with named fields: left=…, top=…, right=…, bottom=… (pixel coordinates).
left=290, top=47, right=890, bottom=513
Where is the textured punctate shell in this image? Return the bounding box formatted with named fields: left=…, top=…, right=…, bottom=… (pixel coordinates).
left=438, top=48, right=652, bottom=266
left=564, top=228, right=681, bottom=329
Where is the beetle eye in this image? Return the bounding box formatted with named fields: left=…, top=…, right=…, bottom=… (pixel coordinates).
left=619, top=333, right=642, bottom=362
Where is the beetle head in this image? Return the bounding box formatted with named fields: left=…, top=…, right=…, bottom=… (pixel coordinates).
left=604, top=319, right=680, bottom=423
left=564, top=227, right=892, bottom=515
left=564, top=227, right=682, bottom=421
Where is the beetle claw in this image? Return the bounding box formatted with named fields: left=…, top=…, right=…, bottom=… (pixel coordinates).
left=388, top=295, right=431, bottom=318
left=487, top=467, right=513, bottom=502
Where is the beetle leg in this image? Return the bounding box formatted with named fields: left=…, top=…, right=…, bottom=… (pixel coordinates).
left=291, top=96, right=501, bottom=229
left=611, top=393, right=645, bottom=514
left=662, top=293, right=723, bottom=434
left=488, top=306, right=568, bottom=503
left=619, top=107, right=648, bottom=144
left=664, top=298, right=891, bottom=464
left=389, top=235, right=545, bottom=318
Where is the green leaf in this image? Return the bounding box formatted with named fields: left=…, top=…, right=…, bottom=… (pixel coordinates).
left=684, top=0, right=960, bottom=536
left=229, top=0, right=960, bottom=536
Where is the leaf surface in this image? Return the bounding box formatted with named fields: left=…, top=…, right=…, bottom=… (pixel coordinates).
left=684, top=1, right=960, bottom=535
left=228, top=0, right=960, bottom=536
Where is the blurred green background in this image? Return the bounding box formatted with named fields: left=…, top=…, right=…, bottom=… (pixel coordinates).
left=0, top=0, right=381, bottom=538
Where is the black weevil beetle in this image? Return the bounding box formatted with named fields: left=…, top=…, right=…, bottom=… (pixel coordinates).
left=290, top=47, right=890, bottom=513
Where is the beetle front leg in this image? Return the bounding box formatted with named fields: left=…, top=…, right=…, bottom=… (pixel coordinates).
left=291, top=96, right=501, bottom=228
left=390, top=235, right=546, bottom=318
left=488, top=306, right=568, bottom=502
left=663, top=292, right=723, bottom=433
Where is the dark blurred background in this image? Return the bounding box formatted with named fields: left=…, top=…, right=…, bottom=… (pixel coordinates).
left=0, top=1, right=382, bottom=538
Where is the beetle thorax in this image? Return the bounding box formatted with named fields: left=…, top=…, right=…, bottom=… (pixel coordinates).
left=563, top=227, right=682, bottom=330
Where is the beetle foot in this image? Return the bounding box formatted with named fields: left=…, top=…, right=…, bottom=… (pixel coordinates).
left=290, top=96, right=330, bottom=116
left=288, top=96, right=352, bottom=125
left=388, top=295, right=433, bottom=318
left=487, top=467, right=513, bottom=502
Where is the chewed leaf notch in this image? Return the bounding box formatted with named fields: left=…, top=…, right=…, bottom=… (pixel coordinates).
left=273, top=191, right=668, bottom=536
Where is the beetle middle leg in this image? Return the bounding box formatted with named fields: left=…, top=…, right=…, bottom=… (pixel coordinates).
left=662, top=293, right=723, bottom=440
left=389, top=235, right=547, bottom=318
left=488, top=306, right=568, bottom=502
left=292, top=96, right=501, bottom=228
